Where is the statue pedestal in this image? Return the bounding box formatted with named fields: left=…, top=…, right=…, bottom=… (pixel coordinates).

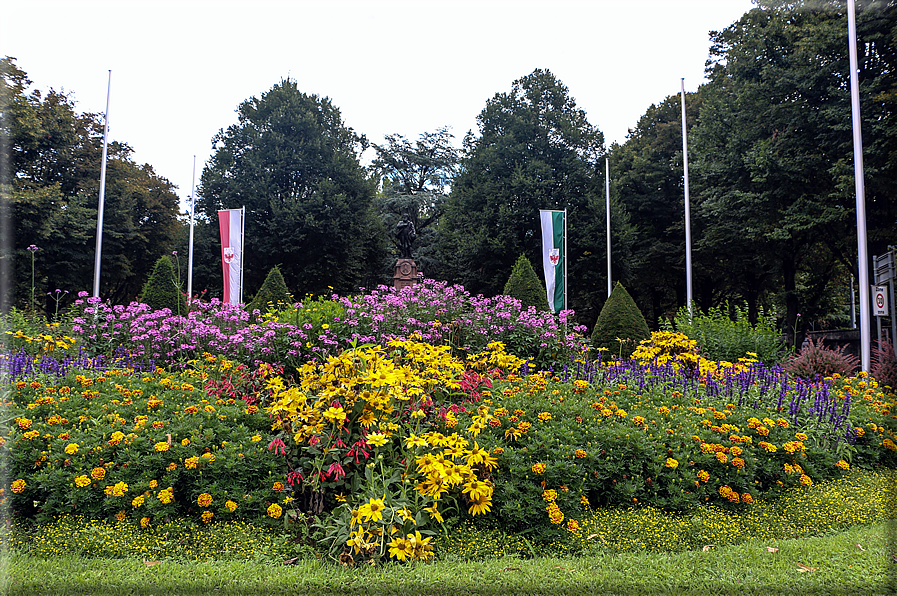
left=393, top=258, right=418, bottom=290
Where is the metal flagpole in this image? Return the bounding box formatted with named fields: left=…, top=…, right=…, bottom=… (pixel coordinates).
left=606, top=158, right=612, bottom=298
left=848, top=0, right=870, bottom=371
left=239, top=206, right=246, bottom=304
left=680, top=78, right=694, bottom=319
left=92, top=70, right=111, bottom=298
left=187, top=155, right=196, bottom=304
left=564, top=209, right=568, bottom=311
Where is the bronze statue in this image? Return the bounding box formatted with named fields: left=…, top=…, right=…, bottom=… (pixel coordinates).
left=395, top=213, right=417, bottom=259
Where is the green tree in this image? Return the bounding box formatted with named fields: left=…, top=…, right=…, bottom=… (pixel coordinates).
left=140, top=255, right=187, bottom=315
left=196, top=79, right=385, bottom=298
left=692, top=0, right=897, bottom=337
left=503, top=254, right=549, bottom=311
left=248, top=265, right=292, bottom=315
left=439, top=69, right=633, bottom=324
left=591, top=282, right=650, bottom=360
left=1, top=57, right=181, bottom=312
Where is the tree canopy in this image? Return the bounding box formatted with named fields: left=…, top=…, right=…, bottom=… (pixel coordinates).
left=196, top=79, right=384, bottom=298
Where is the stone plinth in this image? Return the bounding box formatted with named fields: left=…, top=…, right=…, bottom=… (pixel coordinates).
left=393, top=258, right=418, bottom=290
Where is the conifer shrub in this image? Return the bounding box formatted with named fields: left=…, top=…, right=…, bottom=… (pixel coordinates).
left=140, top=255, right=187, bottom=315
left=248, top=265, right=292, bottom=315
left=590, top=282, right=650, bottom=360
left=784, top=336, right=860, bottom=380
left=872, top=340, right=897, bottom=392
left=503, top=254, right=549, bottom=311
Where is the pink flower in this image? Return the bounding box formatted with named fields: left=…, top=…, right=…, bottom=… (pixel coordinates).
left=268, top=437, right=287, bottom=455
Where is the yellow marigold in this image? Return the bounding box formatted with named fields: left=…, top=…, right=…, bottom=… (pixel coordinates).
left=181, top=438, right=190, bottom=446
left=697, top=470, right=709, bottom=482
left=201, top=452, right=215, bottom=462
left=531, top=462, right=546, bottom=475
left=132, top=495, right=145, bottom=508
left=184, top=456, right=199, bottom=469
left=91, top=467, right=106, bottom=480
left=580, top=495, right=590, bottom=507
left=267, top=503, right=283, bottom=518
left=835, top=460, right=850, bottom=470
left=167, top=463, right=177, bottom=472
left=799, top=474, right=813, bottom=486
left=11, top=479, right=26, bottom=493
left=713, top=411, right=726, bottom=420
left=542, top=489, right=558, bottom=502
left=140, top=517, right=151, bottom=528
left=732, top=457, right=745, bottom=469
left=730, top=446, right=743, bottom=457
left=882, top=438, right=896, bottom=451
left=741, top=493, right=754, bottom=505
left=855, top=427, right=865, bottom=437
left=566, top=518, right=580, bottom=533
left=157, top=487, right=174, bottom=504
left=225, top=500, right=238, bottom=512
left=493, top=446, right=504, bottom=455
left=795, top=432, right=808, bottom=442
left=16, top=418, right=32, bottom=430
left=537, top=412, right=552, bottom=422
left=115, top=511, right=126, bottom=521
left=273, top=482, right=285, bottom=493
left=153, top=442, right=169, bottom=452
left=715, top=452, right=728, bottom=464
left=601, top=408, right=613, bottom=417
left=197, top=493, right=213, bottom=507
left=665, top=458, right=679, bottom=469
left=575, top=449, right=587, bottom=458
left=201, top=510, right=214, bottom=523
left=64, top=443, right=79, bottom=455
left=74, top=475, right=91, bottom=488
left=658, top=406, right=670, bottom=415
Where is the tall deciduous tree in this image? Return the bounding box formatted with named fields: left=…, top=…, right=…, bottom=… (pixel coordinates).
left=693, top=0, right=897, bottom=335
left=439, top=69, right=633, bottom=325
left=1, top=57, right=181, bottom=311
left=196, top=79, right=384, bottom=298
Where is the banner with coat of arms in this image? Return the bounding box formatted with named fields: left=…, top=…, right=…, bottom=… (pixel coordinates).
left=540, top=209, right=566, bottom=314
left=217, top=208, right=244, bottom=305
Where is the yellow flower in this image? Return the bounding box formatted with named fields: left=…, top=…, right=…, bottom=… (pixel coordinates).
left=197, top=493, right=213, bottom=507
left=149, top=480, right=158, bottom=489
left=64, top=443, right=79, bottom=455
left=795, top=432, right=808, bottom=442
left=91, top=467, right=106, bottom=480
left=140, top=517, right=151, bottom=528
left=697, top=470, right=709, bottom=482
left=154, top=442, right=169, bottom=452
left=251, top=434, right=262, bottom=442
left=201, top=510, right=214, bottom=523
left=74, top=475, right=91, bottom=488
left=267, top=503, right=283, bottom=518
left=184, top=456, right=200, bottom=469
left=132, top=495, right=145, bottom=508
left=359, top=497, right=386, bottom=522
left=423, top=505, right=443, bottom=523
left=11, top=479, right=26, bottom=493
left=665, top=458, right=679, bottom=469
left=366, top=433, right=389, bottom=447
left=272, top=482, right=285, bottom=493
left=181, top=438, right=191, bottom=446
left=835, top=460, right=850, bottom=470
left=468, top=493, right=492, bottom=516
left=226, top=500, right=238, bottom=512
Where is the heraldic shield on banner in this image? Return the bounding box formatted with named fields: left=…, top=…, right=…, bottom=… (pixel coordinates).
left=218, top=208, right=244, bottom=305
left=540, top=209, right=566, bottom=314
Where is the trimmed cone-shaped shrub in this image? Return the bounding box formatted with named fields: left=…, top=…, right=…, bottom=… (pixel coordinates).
left=591, top=282, right=650, bottom=360
left=248, top=265, right=292, bottom=315
left=140, top=255, right=187, bottom=315
left=503, top=255, right=549, bottom=311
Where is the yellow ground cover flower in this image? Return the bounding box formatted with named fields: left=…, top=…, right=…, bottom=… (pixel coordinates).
left=197, top=493, right=213, bottom=507
left=154, top=442, right=169, bottom=452
left=267, top=503, right=283, bottom=518
left=11, top=479, right=26, bottom=493
left=74, top=475, right=91, bottom=488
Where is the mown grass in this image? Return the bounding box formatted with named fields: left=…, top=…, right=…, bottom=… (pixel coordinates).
left=3, top=521, right=894, bottom=596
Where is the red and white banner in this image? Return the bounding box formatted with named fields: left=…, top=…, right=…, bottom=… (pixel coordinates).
left=218, top=208, right=244, bottom=305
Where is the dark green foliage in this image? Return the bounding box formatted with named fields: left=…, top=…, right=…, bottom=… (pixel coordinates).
left=248, top=265, right=292, bottom=315
left=591, top=282, right=650, bottom=359
left=140, top=255, right=187, bottom=315
left=784, top=336, right=859, bottom=380
left=503, top=255, right=548, bottom=311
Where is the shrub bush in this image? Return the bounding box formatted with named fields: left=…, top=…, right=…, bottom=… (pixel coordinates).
left=872, top=340, right=897, bottom=393
left=248, top=265, right=292, bottom=316
left=663, top=302, right=786, bottom=365
left=784, top=335, right=860, bottom=380
left=590, top=283, right=650, bottom=360
left=503, top=255, right=549, bottom=311
left=140, top=255, right=187, bottom=316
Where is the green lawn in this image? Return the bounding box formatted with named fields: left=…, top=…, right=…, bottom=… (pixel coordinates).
left=4, top=521, right=894, bottom=596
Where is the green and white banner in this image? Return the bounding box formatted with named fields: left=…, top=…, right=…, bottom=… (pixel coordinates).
left=540, top=209, right=566, bottom=314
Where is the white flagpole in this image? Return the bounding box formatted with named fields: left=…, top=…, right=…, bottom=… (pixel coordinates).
left=92, top=70, right=111, bottom=298
left=563, top=208, right=568, bottom=311
left=239, top=206, right=246, bottom=304
left=848, top=0, right=870, bottom=371
left=606, top=158, right=612, bottom=297
left=187, top=155, right=196, bottom=304
left=680, top=78, right=694, bottom=318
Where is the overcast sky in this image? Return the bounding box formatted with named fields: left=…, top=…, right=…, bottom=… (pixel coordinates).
left=2, top=0, right=756, bottom=211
